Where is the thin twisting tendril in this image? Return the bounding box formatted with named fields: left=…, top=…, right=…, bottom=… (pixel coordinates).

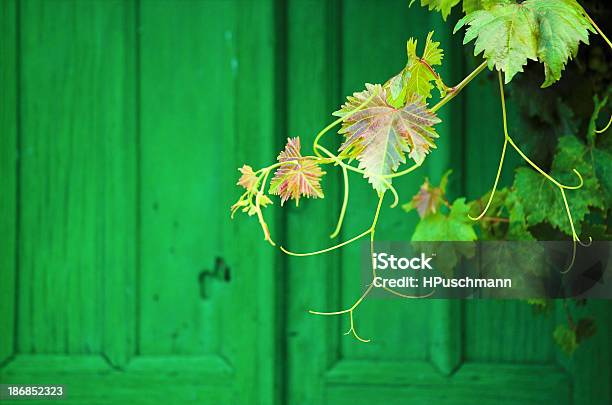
left=470, top=139, right=508, bottom=221
left=595, top=115, right=612, bottom=134
left=494, top=72, right=592, bottom=272
left=307, top=194, right=386, bottom=343
left=584, top=10, right=612, bottom=51
left=280, top=228, right=371, bottom=257
left=475, top=71, right=586, bottom=221
left=308, top=192, right=434, bottom=342
left=330, top=165, right=350, bottom=239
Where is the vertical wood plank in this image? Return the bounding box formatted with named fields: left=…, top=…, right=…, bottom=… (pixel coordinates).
left=426, top=10, right=466, bottom=377
left=556, top=300, right=612, bottom=405
left=140, top=0, right=278, bottom=403
left=285, top=1, right=342, bottom=404
left=429, top=300, right=461, bottom=375
left=234, top=1, right=279, bottom=403
left=18, top=0, right=136, bottom=365
left=465, top=301, right=555, bottom=362
left=0, top=0, right=17, bottom=365
left=139, top=0, right=238, bottom=356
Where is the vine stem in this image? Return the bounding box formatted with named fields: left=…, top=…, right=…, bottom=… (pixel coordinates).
left=473, top=71, right=585, bottom=222
left=431, top=61, right=488, bottom=113
left=585, top=11, right=612, bottom=51
left=489, top=71, right=591, bottom=273
left=255, top=169, right=275, bottom=246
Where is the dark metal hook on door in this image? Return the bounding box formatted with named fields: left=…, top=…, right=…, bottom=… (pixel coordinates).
left=198, top=257, right=230, bottom=299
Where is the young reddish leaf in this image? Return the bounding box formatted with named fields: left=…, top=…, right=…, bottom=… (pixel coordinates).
left=237, top=164, right=259, bottom=192
left=403, top=170, right=451, bottom=218
left=406, top=179, right=442, bottom=218
left=333, top=84, right=441, bottom=192
left=269, top=137, right=326, bottom=206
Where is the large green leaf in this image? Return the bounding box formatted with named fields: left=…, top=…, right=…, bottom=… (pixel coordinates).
left=411, top=198, right=477, bottom=241
left=455, top=0, right=594, bottom=87
left=513, top=135, right=605, bottom=235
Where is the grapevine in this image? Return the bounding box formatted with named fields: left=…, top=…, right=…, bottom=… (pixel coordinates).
left=230, top=0, right=612, bottom=344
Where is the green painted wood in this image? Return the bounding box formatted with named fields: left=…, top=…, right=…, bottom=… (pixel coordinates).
left=233, top=2, right=281, bottom=403
left=0, top=0, right=17, bottom=366
left=429, top=300, right=461, bottom=375
left=139, top=0, right=278, bottom=403
left=464, top=300, right=556, bottom=362
left=555, top=300, right=612, bottom=405
left=326, top=363, right=570, bottom=405
left=139, top=0, right=237, bottom=357
left=1, top=355, right=233, bottom=405
left=16, top=0, right=137, bottom=360
left=285, top=1, right=343, bottom=404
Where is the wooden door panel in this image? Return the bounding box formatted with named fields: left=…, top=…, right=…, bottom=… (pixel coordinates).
left=15, top=0, right=137, bottom=361
left=0, top=0, right=17, bottom=367
left=0, top=1, right=278, bottom=404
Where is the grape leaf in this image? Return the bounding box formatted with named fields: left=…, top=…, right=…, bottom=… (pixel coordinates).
left=269, top=137, right=326, bottom=206
left=587, top=96, right=612, bottom=205
left=412, top=0, right=505, bottom=17
left=504, top=191, right=535, bottom=240
left=411, top=198, right=477, bottom=241
left=513, top=136, right=605, bottom=235
left=237, top=164, right=259, bottom=192
left=410, top=198, right=477, bottom=276
left=553, top=324, right=578, bottom=356
left=575, top=317, right=597, bottom=343
left=386, top=32, right=445, bottom=107
left=230, top=192, right=272, bottom=219
left=333, top=84, right=440, bottom=192
left=593, top=148, right=612, bottom=206
left=403, top=170, right=451, bottom=218
left=462, top=0, right=506, bottom=13
left=527, top=299, right=553, bottom=316
left=454, top=0, right=594, bottom=87
left=410, top=0, right=461, bottom=20
left=386, top=71, right=410, bottom=109
left=405, top=32, right=444, bottom=100
left=587, top=95, right=609, bottom=146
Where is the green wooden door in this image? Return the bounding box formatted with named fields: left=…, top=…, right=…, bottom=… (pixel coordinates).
left=0, top=1, right=278, bottom=404
left=1, top=1, right=611, bottom=405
